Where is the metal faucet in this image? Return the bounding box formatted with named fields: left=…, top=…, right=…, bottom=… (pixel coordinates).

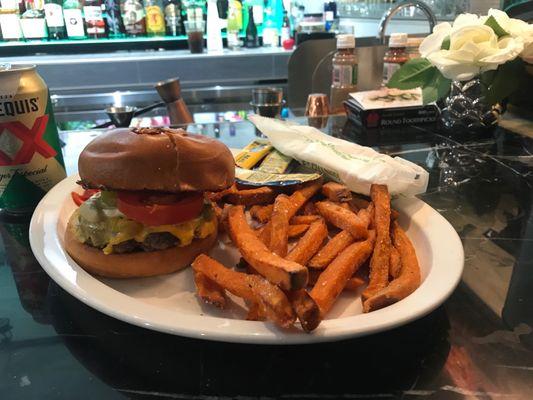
left=377, top=0, right=437, bottom=44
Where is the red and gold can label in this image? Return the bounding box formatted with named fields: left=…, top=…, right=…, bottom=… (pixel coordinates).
left=0, top=66, right=66, bottom=213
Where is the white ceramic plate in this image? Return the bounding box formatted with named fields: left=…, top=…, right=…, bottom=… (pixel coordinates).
left=30, top=175, right=464, bottom=344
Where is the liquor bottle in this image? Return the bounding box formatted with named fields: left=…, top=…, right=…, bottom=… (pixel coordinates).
left=44, top=0, right=67, bottom=38
left=0, top=0, right=24, bottom=41
left=226, top=0, right=242, bottom=49
left=280, top=8, right=290, bottom=45
left=63, top=0, right=86, bottom=38
left=144, top=0, right=164, bottom=35
left=105, top=0, right=124, bottom=36
left=121, top=0, right=145, bottom=36
left=83, top=0, right=107, bottom=37
left=262, top=2, right=278, bottom=47
left=323, top=1, right=336, bottom=32
left=163, top=0, right=182, bottom=36
left=20, top=0, right=48, bottom=40
left=244, top=5, right=258, bottom=48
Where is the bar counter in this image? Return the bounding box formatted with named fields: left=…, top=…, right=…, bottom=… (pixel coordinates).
left=1, top=116, right=533, bottom=399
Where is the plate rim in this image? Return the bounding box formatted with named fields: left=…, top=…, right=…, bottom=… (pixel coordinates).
left=30, top=174, right=464, bottom=345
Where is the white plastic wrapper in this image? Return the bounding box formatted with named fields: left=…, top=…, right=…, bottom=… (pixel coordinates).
left=249, top=115, right=428, bottom=197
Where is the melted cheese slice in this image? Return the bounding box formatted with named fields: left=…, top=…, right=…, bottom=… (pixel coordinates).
left=102, top=216, right=216, bottom=255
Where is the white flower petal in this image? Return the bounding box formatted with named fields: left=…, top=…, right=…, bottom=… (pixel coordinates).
left=427, top=51, right=479, bottom=81
left=479, top=37, right=524, bottom=65
left=453, top=13, right=481, bottom=28
left=419, top=23, right=452, bottom=57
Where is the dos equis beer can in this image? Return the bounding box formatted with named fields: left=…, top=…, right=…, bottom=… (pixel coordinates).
left=0, top=64, right=66, bottom=214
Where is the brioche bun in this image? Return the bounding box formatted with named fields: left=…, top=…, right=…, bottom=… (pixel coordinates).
left=78, top=127, right=235, bottom=193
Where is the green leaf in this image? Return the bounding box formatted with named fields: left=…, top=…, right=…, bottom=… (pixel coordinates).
left=421, top=69, right=451, bottom=104
left=387, top=58, right=436, bottom=90
left=485, top=58, right=526, bottom=105
left=441, top=36, right=450, bottom=50
left=485, top=15, right=509, bottom=38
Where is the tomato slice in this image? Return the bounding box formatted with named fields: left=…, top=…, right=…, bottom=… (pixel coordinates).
left=71, top=189, right=100, bottom=206
left=117, top=191, right=204, bottom=226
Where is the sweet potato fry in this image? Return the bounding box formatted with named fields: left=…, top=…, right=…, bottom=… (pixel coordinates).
left=258, top=181, right=322, bottom=246
left=321, top=181, right=352, bottom=202
left=226, top=186, right=277, bottom=206
left=286, top=180, right=323, bottom=217
left=246, top=302, right=267, bottom=321
left=288, top=289, right=321, bottom=332
left=344, top=277, right=365, bottom=291
left=258, top=223, right=311, bottom=243
left=362, top=184, right=391, bottom=301
left=309, top=270, right=365, bottom=293
left=246, top=274, right=296, bottom=327
left=389, top=245, right=402, bottom=279
left=192, top=254, right=255, bottom=300
left=310, top=231, right=376, bottom=316
left=250, top=204, right=273, bottom=223
left=192, top=254, right=295, bottom=327
left=270, top=195, right=291, bottom=257
left=308, top=230, right=354, bottom=270
left=302, top=201, right=318, bottom=215
left=286, top=219, right=328, bottom=265
left=363, top=222, right=421, bottom=312
left=289, top=224, right=310, bottom=238
left=207, top=184, right=237, bottom=202
left=357, top=202, right=375, bottom=229
left=194, top=270, right=226, bottom=308
left=316, top=201, right=367, bottom=239
left=227, top=206, right=308, bottom=290
left=290, top=215, right=320, bottom=225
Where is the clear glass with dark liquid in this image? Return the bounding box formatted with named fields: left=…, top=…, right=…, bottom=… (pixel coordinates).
left=184, top=20, right=205, bottom=54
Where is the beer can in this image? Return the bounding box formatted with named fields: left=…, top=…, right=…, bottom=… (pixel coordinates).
left=0, top=64, right=66, bottom=214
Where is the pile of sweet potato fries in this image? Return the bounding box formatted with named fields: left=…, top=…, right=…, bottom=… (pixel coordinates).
left=192, top=180, right=421, bottom=332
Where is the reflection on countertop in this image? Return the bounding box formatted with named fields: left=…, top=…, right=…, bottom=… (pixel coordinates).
left=1, top=115, right=532, bottom=399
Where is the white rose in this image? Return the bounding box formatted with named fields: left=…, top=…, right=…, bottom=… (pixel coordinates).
left=484, top=9, right=533, bottom=61
left=426, top=25, right=524, bottom=81
left=420, top=9, right=533, bottom=60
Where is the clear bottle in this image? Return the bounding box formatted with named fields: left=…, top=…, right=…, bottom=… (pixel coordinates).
left=330, top=34, right=358, bottom=114
left=121, top=0, right=146, bottom=36
left=163, top=0, right=183, bottom=36
left=383, top=32, right=408, bottom=85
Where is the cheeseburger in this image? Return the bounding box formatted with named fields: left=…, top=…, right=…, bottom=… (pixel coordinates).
left=65, top=127, right=234, bottom=278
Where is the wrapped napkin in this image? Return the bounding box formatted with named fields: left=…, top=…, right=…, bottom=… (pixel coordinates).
left=248, top=115, right=428, bottom=196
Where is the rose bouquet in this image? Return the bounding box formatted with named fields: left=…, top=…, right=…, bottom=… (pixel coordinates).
left=387, top=9, right=533, bottom=113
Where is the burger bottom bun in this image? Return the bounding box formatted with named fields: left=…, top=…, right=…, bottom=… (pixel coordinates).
left=64, top=218, right=218, bottom=278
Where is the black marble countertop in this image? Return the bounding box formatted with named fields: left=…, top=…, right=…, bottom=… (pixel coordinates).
left=1, top=116, right=533, bottom=399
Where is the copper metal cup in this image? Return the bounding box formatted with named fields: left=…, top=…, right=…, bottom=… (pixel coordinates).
left=305, top=93, right=330, bottom=128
